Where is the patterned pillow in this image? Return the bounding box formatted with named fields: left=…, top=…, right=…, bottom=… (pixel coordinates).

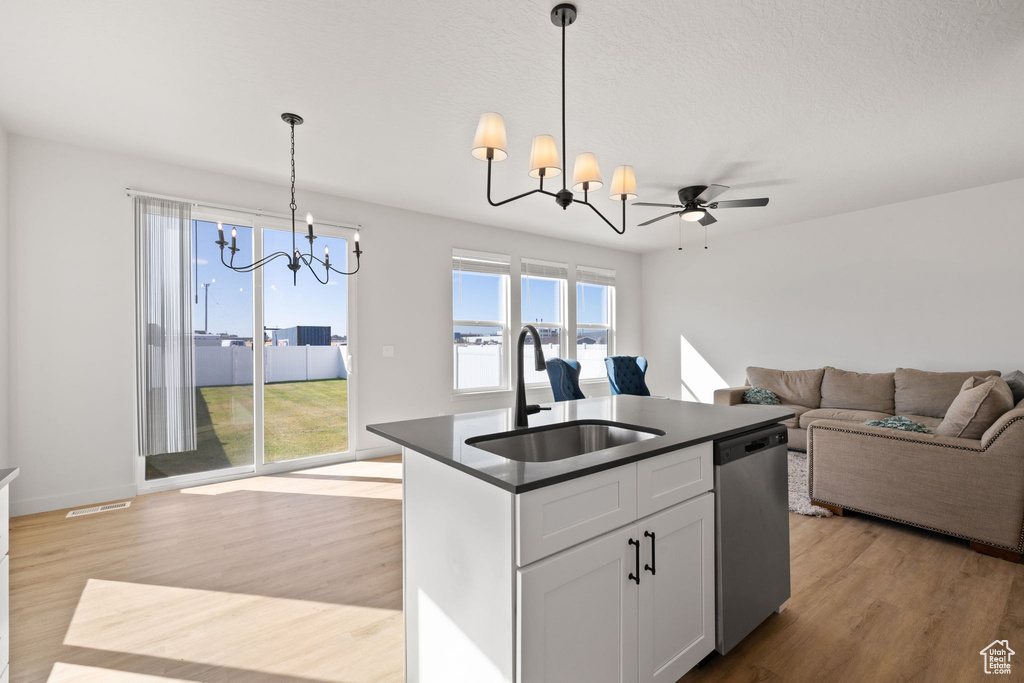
left=743, top=387, right=781, bottom=405
left=865, top=416, right=932, bottom=433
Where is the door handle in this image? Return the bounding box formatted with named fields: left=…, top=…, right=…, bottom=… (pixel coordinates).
left=644, top=530, right=656, bottom=575
left=628, top=538, right=640, bottom=585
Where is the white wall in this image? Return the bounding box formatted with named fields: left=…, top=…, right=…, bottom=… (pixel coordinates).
left=641, top=177, right=1024, bottom=402
left=7, top=135, right=642, bottom=514
left=0, top=123, right=8, bottom=470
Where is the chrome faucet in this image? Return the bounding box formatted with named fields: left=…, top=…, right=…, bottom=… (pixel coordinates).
left=515, top=325, right=550, bottom=428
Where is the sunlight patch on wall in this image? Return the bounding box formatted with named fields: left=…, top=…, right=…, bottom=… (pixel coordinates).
left=64, top=579, right=401, bottom=680
left=680, top=335, right=727, bottom=403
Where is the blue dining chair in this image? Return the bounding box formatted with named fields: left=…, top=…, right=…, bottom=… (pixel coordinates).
left=545, top=359, right=585, bottom=402
left=605, top=356, right=651, bottom=396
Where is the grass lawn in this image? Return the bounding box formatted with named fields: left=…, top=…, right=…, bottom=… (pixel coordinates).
left=145, top=379, right=348, bottom=480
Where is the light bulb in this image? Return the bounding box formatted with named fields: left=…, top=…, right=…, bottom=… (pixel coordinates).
left=306, top=213, right=313, bottom=226
left=680, top=208, right=706, bottom=223
left=354, top=232, right=360, bottom=243
left=231, top=227, right=237, bottom=237
left=325, top=245, right=330, bottom=255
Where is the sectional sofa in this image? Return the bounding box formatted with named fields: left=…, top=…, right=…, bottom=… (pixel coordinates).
left=715, top=367, right=1024, bottom=562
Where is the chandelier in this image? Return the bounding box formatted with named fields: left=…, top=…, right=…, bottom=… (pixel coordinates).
left=471, top=4, right=637, bottom=235
left=216, top=113, right=362, bottom=285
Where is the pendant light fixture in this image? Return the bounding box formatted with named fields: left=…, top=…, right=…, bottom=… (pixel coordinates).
left=216, top=113, right=362, bottom=285
left=471, top=4, right=637, bottom=235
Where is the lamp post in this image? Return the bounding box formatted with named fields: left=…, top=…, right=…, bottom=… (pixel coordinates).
left=201, top=280, right=215, bottom=333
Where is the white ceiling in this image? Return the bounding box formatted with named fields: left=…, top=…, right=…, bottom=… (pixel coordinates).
left=2, top=0, right=1023, bottom=253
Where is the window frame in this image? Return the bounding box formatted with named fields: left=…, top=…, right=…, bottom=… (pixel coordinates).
left=574, top=266, right=616, bottom=384
left=452, top=250, right=511, bottom=394
left=521, top=258, right=569, bottom=387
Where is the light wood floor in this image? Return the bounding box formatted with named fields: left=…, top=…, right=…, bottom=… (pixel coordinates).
left=10, top=457, right=1024, bottom=682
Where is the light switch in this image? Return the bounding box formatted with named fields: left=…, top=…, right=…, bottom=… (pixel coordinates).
left=383, top=345, right=395, bottom=357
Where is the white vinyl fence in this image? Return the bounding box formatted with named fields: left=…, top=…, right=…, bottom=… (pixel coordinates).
left=454, top=343, right=609, bottom=388
left=196, top=346, right=349, bottom=387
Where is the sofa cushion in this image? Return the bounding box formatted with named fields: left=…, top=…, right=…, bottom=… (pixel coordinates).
left=936, top=376, right=1014, bottom=439
left=779, top=404, right=811, bottom=430
left=899, top=414, right=943, bottom=431
left=820, top=367, right=895, bottom=414
left=1003, top=370, right=1024, bottom=405
left=746, top=367, right=824, bottom=409
left=799, top=408, right=892, bottom=430
left=894, top=368, right=1001, bottom=418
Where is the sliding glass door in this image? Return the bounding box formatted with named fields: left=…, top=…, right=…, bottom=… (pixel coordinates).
left=261, top=226, right=351, bottom=463
left=141, top=213, right=356, bottom=487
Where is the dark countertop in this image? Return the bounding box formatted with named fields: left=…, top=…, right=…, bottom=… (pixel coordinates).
left=0, top=468, right=18, bottom=490
left=367, top=396, right=793, bottom=493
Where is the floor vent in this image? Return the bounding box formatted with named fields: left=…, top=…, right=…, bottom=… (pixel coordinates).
left=66, top=501, right=131, bottom=518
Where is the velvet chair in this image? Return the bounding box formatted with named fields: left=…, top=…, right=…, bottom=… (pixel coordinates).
left=545, top=359, right=585, bottom=402
left=605, top=356, right=651, bottom=396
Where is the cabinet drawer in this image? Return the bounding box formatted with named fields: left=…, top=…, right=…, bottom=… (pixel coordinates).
left=636, top=443, right=713, bottom=519
left=0, top=555, right=8, bottom=672
left=517, top=464, right=637, bottom=566
left=0, top=487, right=7, bottom=558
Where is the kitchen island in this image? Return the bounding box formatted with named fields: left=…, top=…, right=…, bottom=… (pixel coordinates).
left=368, top=395, right=793, bottom=683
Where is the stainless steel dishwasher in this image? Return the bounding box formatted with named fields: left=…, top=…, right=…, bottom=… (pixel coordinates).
left=713, top=422, right=790, bottom=655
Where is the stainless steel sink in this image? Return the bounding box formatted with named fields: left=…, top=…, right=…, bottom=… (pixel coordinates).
left=466, top=420, right=665, bottom=462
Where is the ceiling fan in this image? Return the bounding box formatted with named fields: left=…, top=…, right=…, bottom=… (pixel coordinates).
left=634, top=185, right=769, bottom=227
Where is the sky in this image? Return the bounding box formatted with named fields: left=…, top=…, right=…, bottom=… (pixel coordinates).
left=193, top=220, right=349, bottom=338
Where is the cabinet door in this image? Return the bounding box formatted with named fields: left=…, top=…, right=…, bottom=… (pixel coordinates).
left=638, top=492, right=714, bottom=683
left=518, top=524, right=639, bottom=683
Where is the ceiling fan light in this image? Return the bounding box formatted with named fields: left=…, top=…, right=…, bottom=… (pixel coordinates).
left=609, top=165, right=637, bottom=201
left=680, top=208, right=706, bottom=222
left=528, top=134, right=561, bottom=179
left=471, top=112, right=508, bottom=161
left=571, top=152, right=603, bottom=192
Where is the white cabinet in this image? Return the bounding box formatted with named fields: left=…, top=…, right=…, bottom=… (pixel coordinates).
left=403, top=448, right=713, bottom=683
left=518, top=524, right=639, bottom=683
left=517, top=493, right=714, bottom=683
left=638, top=493, right=714, bottom=683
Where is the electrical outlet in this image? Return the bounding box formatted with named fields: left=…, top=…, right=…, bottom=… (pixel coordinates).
left=383, top=345, right=395, bottom=357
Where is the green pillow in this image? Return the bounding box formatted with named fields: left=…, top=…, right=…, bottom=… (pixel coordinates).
left=864, top=416, right=932, bottom=433
left=743, top=387, right=781, bottom=405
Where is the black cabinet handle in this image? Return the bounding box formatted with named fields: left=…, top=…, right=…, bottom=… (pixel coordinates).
left=644, top=530, right=656, bottom=575
left=628, top=538, right=640, bottom=585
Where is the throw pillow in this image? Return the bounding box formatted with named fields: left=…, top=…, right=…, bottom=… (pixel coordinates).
left=743, top=387, right=781, bottom=405
left=864, top=416, right=932, bottom=433
left=1003, top=370, right=1024, bottom=405
left=936, top=376, right=1014, bottom=439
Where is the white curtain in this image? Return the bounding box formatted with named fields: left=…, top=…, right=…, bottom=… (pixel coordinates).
left=135, top=196, right=197, bottom=456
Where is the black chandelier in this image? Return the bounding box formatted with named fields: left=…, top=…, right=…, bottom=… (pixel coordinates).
left=471, top=3, right=637, bottom=235
left=216, top=113, right=362, bottom=285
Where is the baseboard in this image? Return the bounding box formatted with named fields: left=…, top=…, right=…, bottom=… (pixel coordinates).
left=11, top=483, right=137, bottom=518
left=356, top=445, right=402, bottom=461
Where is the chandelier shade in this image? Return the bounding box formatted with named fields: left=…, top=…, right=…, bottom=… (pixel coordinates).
left=609, top=165, right=637, bottom=201
left=471, top=112, right=508, bottom=161
left=528, top=135, right=561, bottom=179
left=469, top=4, right=636, bottom=235
left=571, top=152, right=603, bottom=193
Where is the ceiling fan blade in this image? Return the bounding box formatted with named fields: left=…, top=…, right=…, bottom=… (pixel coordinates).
left=632, top=202, right=684, bottom=208
left=638, top=211, right=682, bottom=227
left=699, top=212, right=717, bottom=226
left=712, top=198, right=769, bottom=209
left=696, top=184, right=729, bottom=203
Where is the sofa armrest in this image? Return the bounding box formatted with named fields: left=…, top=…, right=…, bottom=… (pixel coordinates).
left=714, top=386, right=751, bottom=406
left=982, top=407, right=1024, bottom=448
left=807, top=419, right=1024, bottom=550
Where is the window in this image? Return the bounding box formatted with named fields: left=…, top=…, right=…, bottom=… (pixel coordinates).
left=576, top=265, right=615, bottom=380
left=453, top=249, right=510, bottom=391
left=521, top=258, right=567, bottom=385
